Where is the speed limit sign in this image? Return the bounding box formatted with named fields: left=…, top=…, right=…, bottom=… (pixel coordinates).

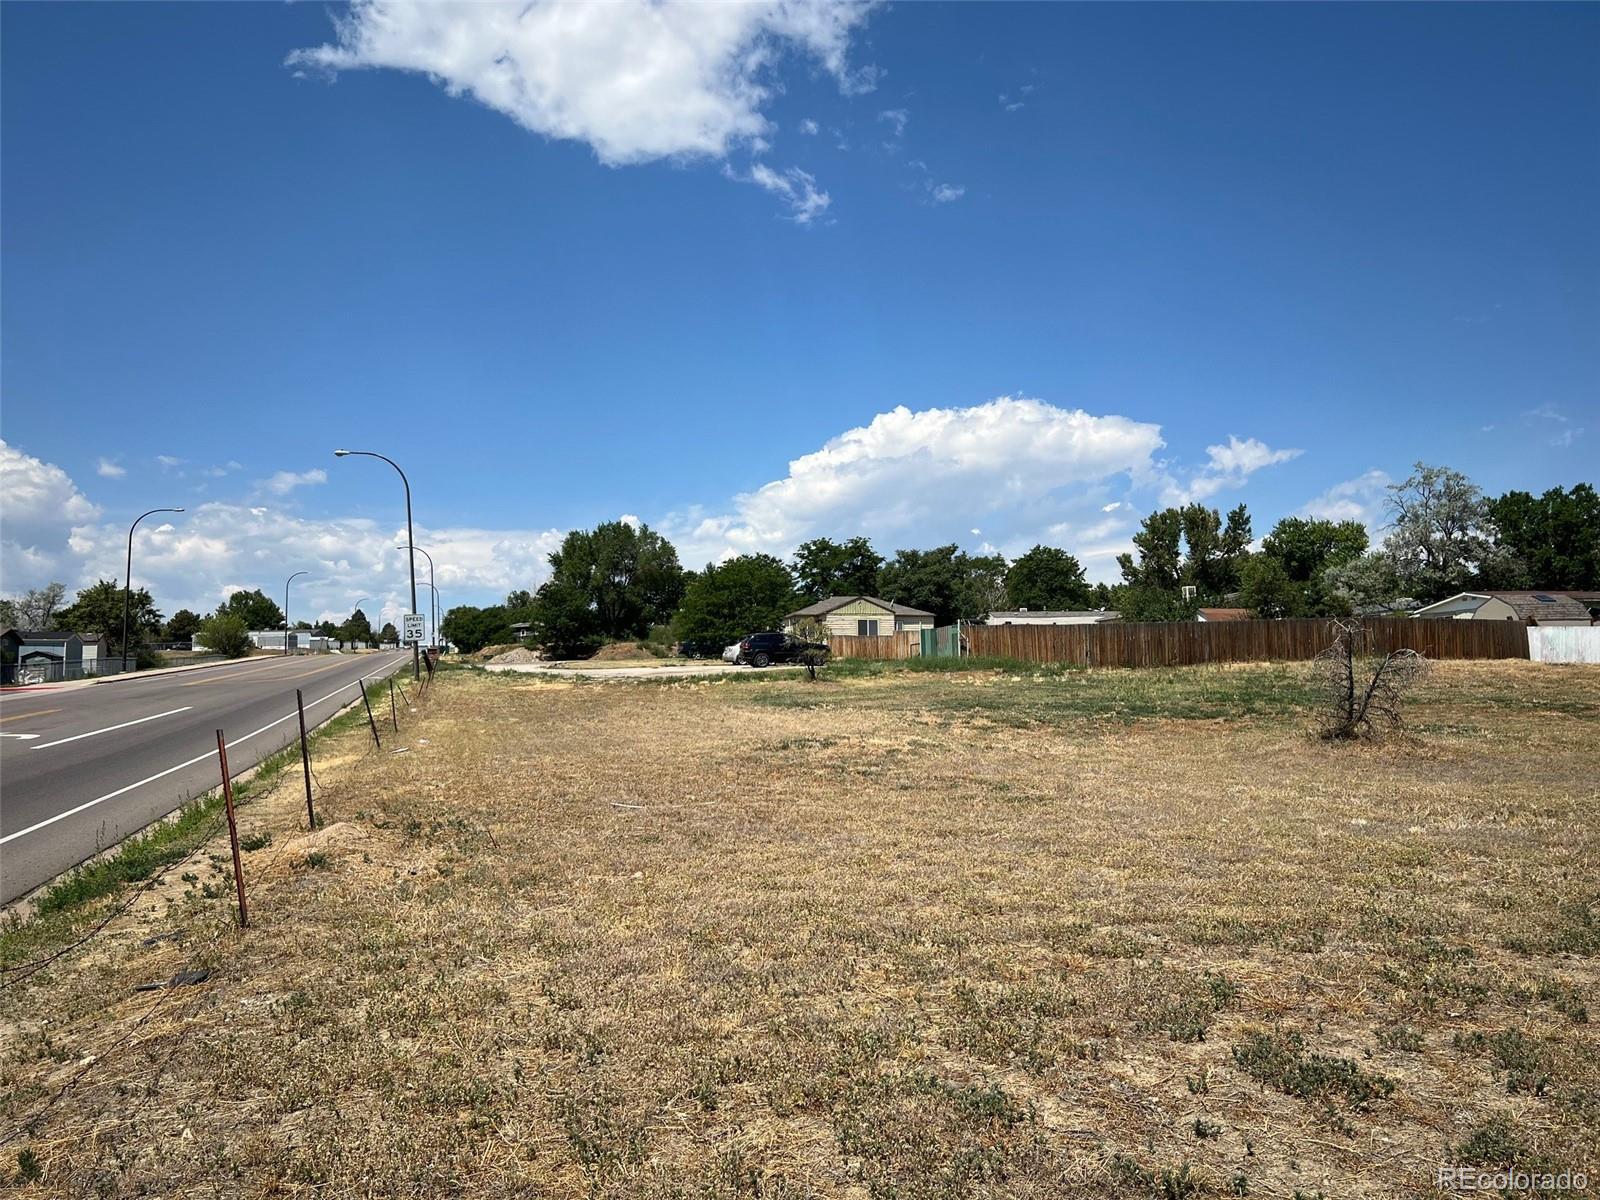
left=402, top=613, right=426, bottom=643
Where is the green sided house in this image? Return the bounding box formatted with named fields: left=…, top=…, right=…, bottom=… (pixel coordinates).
left=783, top=595, right=936, bottom=639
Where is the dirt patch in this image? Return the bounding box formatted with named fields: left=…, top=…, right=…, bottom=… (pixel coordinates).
left=589, top=640, right=661, bottom=662
left=488, top=646, right=542, bottom=664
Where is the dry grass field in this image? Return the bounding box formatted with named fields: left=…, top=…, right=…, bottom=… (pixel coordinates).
left=2, top=660, right=1597, bottom=1198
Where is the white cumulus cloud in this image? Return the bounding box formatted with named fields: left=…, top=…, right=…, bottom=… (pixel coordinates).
left=662, top=396, right=1166, bottom=567
left=96, top=458, right=126, bottom=479
left=1, top=440, right=103, bottom=584
left=287, top=0, right=877, bottom=219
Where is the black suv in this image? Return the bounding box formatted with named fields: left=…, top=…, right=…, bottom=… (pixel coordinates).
left=737, top=631, right=829, bottom=668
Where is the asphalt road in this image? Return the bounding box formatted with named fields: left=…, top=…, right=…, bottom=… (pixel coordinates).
left=0, top=651, right=410, bottom=904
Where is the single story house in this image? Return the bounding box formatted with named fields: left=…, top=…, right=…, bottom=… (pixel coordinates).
left=986, top=609, right=1121, bottom=625
left=1196, top=608, right=1253, bottom=622
left=509, top=621, right=533, bottom=642
left=1411, top=591, right=1598, bottom=626
left=1, top=629, right=85, bottom=682
left=784, top=595, right=936, bottom=638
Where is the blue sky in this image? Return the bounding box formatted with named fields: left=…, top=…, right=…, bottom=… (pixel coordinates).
left=2, top=1, right=1595, bottom=626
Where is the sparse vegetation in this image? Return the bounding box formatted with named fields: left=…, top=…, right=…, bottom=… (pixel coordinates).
left=2, top=659, right=1595, bottom=1195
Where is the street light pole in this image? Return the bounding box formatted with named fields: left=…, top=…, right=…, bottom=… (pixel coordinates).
left=284, top=571, right=309, bottom=656
left=122, top=507, right=184, bottom=672
left=420, top=581, right=442, bottom=649
left=335, top=449, right=420, bottom=681
left=397, top=544, right=436, bottom=648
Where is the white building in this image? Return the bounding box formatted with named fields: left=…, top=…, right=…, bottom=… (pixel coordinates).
left=985, top=609, right=1120, bottom=626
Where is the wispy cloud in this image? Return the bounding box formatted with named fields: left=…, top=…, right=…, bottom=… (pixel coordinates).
left=261, top=468, right=329, bottom=496
left=1300, top=468, right=1392, bottom=533
left=726, top=163, right=831, bottom=225
left=1162, top=435, right=1302, bottom=504
left=877, top=108, right=908, bottom=138
left=928, top=182, right=965, bottom=204
left=797, top=117, right=819, bottom=136
left=1523, top=403, right=1584, bottom=447
left=96, top=457, right=126, bottom=479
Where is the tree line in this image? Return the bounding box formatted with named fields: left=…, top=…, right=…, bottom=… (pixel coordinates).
left=7, top=464, right=1592, bottom=661
left=441, top=466, right=1596, bottom=654
left=0, top=581, right=400, bottom=663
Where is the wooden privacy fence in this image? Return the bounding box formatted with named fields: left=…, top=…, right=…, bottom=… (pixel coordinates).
left=827, top=631, right=921, bottom=660
left=948, top=616, right=1528, bottom=668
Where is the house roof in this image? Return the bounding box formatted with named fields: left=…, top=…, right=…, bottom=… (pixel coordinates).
left=785, top=595, right=935, bottom=619
left=13, top=630, right=81, bottom=642
left=1197, top=608, right=1253, bottom=622
left=1412, top=591, right=1595, bottom=623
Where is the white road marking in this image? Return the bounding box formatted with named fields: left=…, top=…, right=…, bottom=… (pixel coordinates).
left=30, top=707, right=194, bottom=751
left=0, top=659, right=405, bottom=846
left=0, top=733, right=41, bottom=741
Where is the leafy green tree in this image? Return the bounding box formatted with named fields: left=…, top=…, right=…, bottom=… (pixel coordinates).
left=1381, top=462, right=1513, bottom=601
left=1006, top=545, right=1093, bottom=611
left=791, top=537, right=884, bottom=601
left=439, top=604, right=514, bottom=654
left=217, top=588, right=285, bottom=631
left=1238, top=554, right=1302, bottom=618
left=529, top=579, right=603, bottom=658
left=877, top=545, right=1008, bottom=625
left=377, top=622, right=399, bottom=645
left=1118, top=510, right=1183, bottom=595
left=1110, top=583, right=1196, bottom=622
left=339, top=608, right=375, bottom=645
left=0, top=597, right=18, bottom=630
left=1258, top=517, right=1368, bottom=615
left=197, top=613, right=252, bottom=658
left=1487, top=484, right=1600, bottom=589
left=1261, top=518, right=1367, bottom=582
left=504, top=589, right=535, bottom=610
left=545, top=520, right=685, bottom=639
left=1321, top=552, right=1416, bottom=615
left=1181, top=503, right=1253, bottom=597
left=56, top=579, right=163, bottom=658
left=672, top=555, right=798, bottom=646
left=165, top=609, right=203, bottom=643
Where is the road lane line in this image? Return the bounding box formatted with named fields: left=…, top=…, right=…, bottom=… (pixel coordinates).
left=1, top=733, right=42, bottom=741
left=30, top=707, right=194, bottom=751
left=0, top=659, right=403, bottom=846
left=0, top=708, right=61, bottom=723
left=180, top=662, right=297, bottom=686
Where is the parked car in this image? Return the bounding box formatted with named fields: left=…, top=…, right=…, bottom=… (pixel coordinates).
left=736, top=631, right=830, bottom=668
left=722, top=642, right=741, bottom=663
left=676, top=638, right=726, bottom=659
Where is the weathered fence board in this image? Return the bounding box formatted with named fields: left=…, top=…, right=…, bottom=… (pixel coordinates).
left=827, top=632, right=920, bottom=660
left=953, top=617, right=1528, bottom=669
left=1528, top=626, right=1600, bottom=664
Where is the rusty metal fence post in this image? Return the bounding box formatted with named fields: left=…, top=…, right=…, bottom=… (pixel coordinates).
left=214, top=730, right=248, bottom=928
left=388, top=677, right=399, bottom=731
left=296, top=688, right=315, bottom=829
left=359, top=681, right=381, bottom=748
